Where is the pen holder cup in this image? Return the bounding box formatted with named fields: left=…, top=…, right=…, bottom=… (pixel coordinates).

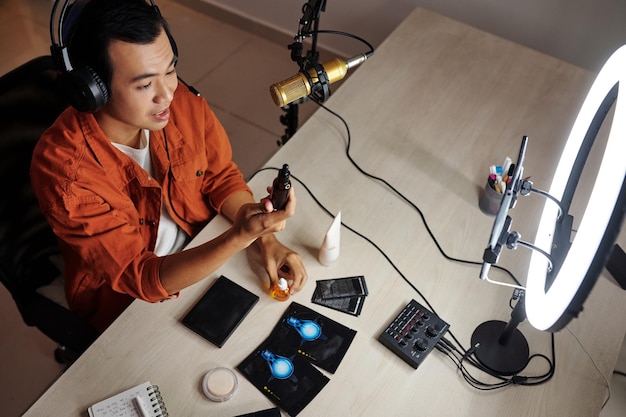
left=479, top=180, right=503, bottom=216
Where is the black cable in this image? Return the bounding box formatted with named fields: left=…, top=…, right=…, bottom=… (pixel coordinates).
left=252, top=99, right=557, bottom=388
left=312, top=100, right=523, bottom=288
left=436, top=340, right=511, bottom=390
left=295, top=24, right=375, bottom=57
left=308, top=101, right=557, bottom=387
left=312, top=29, right=375, bottom=56
left=438, top=333, right=555, bottom=389
left=252, top=164, right=558, bottom=388
left=250, top=167, right=435, bottom=310
left=519, top=334, right=556, bottom=386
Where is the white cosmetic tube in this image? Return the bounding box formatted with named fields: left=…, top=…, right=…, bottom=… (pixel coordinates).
left=319, top=211, right=341, bottom=266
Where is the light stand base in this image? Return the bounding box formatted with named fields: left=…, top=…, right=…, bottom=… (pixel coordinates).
left=471, top=320, right=529, bottom=375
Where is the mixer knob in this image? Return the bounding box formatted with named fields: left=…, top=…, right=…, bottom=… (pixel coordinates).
left=414, top=338, right=428, bottom=351
left=425, top=323, right=443, bottom=338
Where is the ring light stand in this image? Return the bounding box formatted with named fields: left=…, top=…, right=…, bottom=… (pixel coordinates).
left=474, top=44, right=626, bottom=375
left=471, top=292, right=529, bottom=375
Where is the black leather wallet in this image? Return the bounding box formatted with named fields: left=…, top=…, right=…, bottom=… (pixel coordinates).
left=182, top=275, right=259, bottom=348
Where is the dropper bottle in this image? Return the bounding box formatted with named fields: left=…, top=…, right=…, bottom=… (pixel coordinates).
left=270, top=278, right=290, bottom=301
left=270, top=164, right=291, bottom=210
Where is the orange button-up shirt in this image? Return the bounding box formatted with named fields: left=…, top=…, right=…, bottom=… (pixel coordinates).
left=31, top=84, right=251, bottom=332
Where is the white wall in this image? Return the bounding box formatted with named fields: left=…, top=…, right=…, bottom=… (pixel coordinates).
left=195, top=0, right=626, bottom=72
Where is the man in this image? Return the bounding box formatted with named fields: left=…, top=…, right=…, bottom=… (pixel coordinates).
left=31, top=0, right=307, bottom=332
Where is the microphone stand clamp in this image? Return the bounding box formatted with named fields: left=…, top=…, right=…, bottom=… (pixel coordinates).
left=278, top=0, right=329, bottom=145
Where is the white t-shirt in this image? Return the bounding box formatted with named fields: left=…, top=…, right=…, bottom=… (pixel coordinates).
left=112, top=130, right=188, bottom=256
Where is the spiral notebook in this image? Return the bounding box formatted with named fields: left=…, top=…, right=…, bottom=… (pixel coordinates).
left=87, top=381, right=168, bottom=417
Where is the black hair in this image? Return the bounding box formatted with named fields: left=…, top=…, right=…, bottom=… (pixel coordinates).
left=68, top=0, right=172, bottom=88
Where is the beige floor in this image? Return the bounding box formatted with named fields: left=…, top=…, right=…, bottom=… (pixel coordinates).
left=0, top=1, right=625, bottom=416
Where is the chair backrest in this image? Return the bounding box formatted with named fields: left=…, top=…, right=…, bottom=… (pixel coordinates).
left=0, top=56, right=67, bottom=299
left=0, top=56, right=99, bottom=354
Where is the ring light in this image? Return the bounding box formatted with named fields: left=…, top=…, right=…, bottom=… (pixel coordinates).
left=473, top=45, right=626, bottom=375
left=525, top=45, right=626, bottom=332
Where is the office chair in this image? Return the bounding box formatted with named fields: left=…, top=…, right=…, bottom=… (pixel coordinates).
left=0, top=56, right=100, bottom=364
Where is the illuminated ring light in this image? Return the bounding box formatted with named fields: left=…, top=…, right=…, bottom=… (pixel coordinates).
left=526, top=45, right=626, bottom=332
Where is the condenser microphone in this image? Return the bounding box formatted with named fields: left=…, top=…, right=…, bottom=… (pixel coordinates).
left=270, top=53, right=370, bottom=107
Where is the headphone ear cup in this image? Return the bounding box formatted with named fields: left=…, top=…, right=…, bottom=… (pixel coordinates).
left=61, top=66, right=110, bottom=113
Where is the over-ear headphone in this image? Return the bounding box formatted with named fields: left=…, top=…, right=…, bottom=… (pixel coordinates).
left=49, top=0, right=178, bottom=113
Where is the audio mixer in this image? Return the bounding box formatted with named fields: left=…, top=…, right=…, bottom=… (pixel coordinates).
left=378, top=299, right=449, bottom=369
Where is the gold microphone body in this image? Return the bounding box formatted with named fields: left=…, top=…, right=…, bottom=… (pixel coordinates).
left=270, top=54, right=368, bottom=107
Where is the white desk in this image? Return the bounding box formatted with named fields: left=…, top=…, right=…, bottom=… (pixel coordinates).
left=25, top=7, right=626, bottom=417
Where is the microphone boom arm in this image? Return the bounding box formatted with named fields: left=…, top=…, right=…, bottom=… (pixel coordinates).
left=280, top=0, right=327, bottom=145
left=277, top=0, right=374, bottom=143
left=290, top=0, right=327, bottom=70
